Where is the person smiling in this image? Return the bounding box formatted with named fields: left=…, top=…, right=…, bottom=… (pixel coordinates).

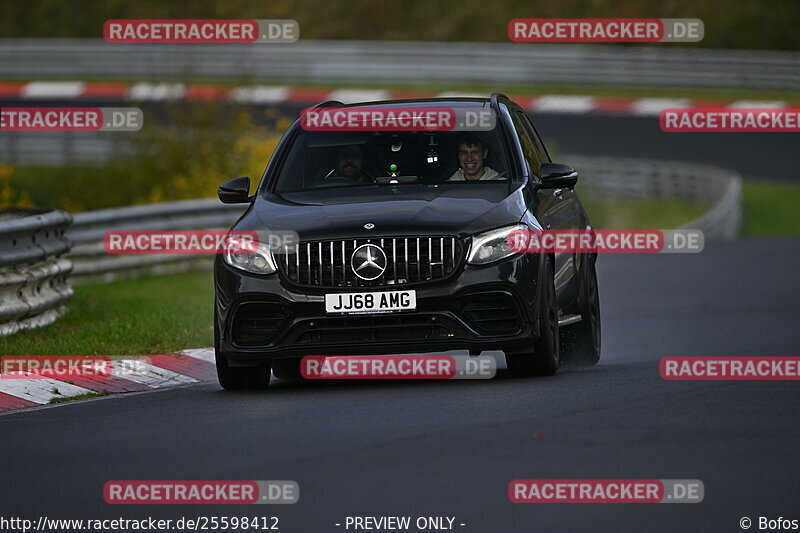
left=447, top=134, right=502, bottom=181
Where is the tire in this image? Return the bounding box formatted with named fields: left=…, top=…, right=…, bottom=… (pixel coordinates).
left=506, top=256, right=560, bottom=377
left=214, top=307, right=271, bottom=390
left=561, top=255, right=601, bottom=365
left=272, top=358, right=302, bottom=380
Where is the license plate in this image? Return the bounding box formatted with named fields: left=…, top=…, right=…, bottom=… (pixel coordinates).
left=325, top=290, right=416, bottom=314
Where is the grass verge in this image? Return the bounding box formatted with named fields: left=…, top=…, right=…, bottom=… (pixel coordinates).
left=741, top=180, right=800, bottom=236
left=49, top=391, right=110, bottom=404
left=0, top=271, right=214, bottom=356
left=581, top=197, right=707, bottom=229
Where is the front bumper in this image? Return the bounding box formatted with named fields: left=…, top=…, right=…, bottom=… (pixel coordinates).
left=214, top=252, right=542, bottom=362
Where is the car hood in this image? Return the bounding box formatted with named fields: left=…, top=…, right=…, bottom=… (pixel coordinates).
left=239, top=185, right=529, bottom=241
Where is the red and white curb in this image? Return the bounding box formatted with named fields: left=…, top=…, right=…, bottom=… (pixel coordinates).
left=0, top=81, right=794, bottom=116
left=0, top=349, right=217, bottom=413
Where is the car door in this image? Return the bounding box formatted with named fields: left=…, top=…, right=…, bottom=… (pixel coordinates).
left=512, top=108, right=580, bottom=308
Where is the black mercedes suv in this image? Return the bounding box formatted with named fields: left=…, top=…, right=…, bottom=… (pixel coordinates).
left=213, top=94, right=600, bottom=389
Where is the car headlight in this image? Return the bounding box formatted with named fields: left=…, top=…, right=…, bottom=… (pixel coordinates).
left=223, top=236, right=277, bottom=275
left=467, top=224, right=528, bottom=265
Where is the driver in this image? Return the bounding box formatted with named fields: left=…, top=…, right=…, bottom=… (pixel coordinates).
left=447, top=134, right=502, bottom=181
left=330, top=144, right=371, bottom=182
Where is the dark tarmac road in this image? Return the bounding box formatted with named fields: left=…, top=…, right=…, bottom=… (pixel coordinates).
left=2, top=237, right=799, bottom=532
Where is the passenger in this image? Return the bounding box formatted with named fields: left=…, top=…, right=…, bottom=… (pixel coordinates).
left=447, top=134, right=502, bottom=181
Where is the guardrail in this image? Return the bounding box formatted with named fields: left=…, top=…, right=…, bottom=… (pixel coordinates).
left=0, top=130, right=245, bottom=167
left=0, top=209, right=73, bottom=337
left=1, top=39, right=798, bottom=90
left=0, top=132, right=117, bottom=166
left=568, top=155, right=742, bottom=239
left=0, top=155, right=741, bottom=336
left=67, top=199, right=247, bottom=282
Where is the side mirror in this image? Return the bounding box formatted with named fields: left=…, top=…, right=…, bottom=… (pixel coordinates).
left=218, top=176, right=252, bottom=204
left=539, top=163, right=578, bottom=189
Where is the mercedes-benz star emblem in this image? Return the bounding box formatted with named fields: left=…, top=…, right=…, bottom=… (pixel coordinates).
left=364, top=223, right=375, bottom=230
left=351, top=244, right=387, bottom=281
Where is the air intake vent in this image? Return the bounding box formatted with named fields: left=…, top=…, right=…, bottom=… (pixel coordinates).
left=231, top=302, right=287, bottom=346
left=461, top=291, right=522, bottom=335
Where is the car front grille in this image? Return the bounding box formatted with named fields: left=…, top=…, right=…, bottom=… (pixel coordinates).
left=277, top=236, right=463, bottom=288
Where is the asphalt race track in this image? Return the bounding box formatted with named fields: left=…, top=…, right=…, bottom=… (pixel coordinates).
left=2, top=236, right=799, bottom=532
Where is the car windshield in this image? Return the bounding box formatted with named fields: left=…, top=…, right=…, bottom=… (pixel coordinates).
left=271, top=126, right=510, bottom=195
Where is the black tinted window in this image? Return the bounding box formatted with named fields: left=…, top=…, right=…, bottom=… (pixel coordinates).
left=511, top=110, right=539, bottom=176
left=272, top=128, right=510, bottom=193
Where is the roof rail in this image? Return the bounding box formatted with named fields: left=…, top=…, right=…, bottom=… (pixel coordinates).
left=489, top=93, right=508, bottom=115
left=312, top=100, right=345, bottom=109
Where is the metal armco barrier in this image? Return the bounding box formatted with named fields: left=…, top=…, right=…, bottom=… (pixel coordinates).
left=567, top=155, right=742, bottom=239
left=0, top=209, right=73, bottom=337
left=0, top=132, right=118, bottom=166
left=68, top=199, right=247, bottom=245
left=0, top=39, right=798, bottom=90
left=0, top=156, right=741, bottom=336
left=67, top=199, right=247, bottom=281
